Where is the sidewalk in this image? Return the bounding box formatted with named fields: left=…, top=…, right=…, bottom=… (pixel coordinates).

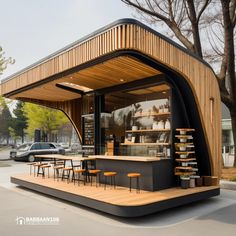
left=0, top=147, right=11, bottom=161
left=220, top=180, right=236, bottom=190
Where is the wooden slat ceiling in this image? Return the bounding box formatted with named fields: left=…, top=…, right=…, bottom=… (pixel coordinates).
left=13, top=56, right=161, bottom=101
left=127, top=84, right=170, bottom=95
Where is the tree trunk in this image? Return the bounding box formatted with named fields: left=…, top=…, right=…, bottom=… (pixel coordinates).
left=21, top=130, right=24, bottom=144
left=230, top=109, right=236, bottom=167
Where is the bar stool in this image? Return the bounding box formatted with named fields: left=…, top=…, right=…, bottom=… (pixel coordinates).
left=127, top=173, right=141, bottom=193
left=32, top=163, right=44, bottom=177
left=88, top=170, right=101, bottom=187
left=27, top=162, right=37, bottom=175
left=41, top=164, right=51, bottom=178
left=73, top=169, right=86, bottom=185
left=104, top=172, right=117, bottom=190
left=61, top=167, right=73, bottom=183
left=53, top=165, right=64, bottom=180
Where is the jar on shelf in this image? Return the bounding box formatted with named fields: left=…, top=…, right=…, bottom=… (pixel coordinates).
left=165, top=119, right=170, bottom=129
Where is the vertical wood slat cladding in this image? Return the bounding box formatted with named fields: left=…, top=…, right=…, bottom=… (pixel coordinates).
left=0, top=22, right=221, bottom=177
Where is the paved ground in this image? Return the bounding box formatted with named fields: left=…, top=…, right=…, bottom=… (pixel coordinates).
left=0, top=158, right=236, bottom=236
left=0, top=147, right=11, bottom=160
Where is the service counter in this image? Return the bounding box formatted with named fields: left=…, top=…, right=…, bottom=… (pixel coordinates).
left=89, top=155, right=174, bottom=191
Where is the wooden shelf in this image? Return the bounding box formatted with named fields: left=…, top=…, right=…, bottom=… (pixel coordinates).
left=176, top=128, right=195, bottom=132
left=175, top=143, right=193, bottom=145
left=175, top=158, right=196, bottom=162
left=175, top=135, right=193, bottom=139
left=175, top=166, right=193, bottom=170
left=133, top=112, right=170, bottom=118
left=175, top=151, right=195, bottom=154
left=120, top=142, right=171, bottom=146
left=126, top=129, right=170, bottom=133
left=175, top=172, right=196, bottom=176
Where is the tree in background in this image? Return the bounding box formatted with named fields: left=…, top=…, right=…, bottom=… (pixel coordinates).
left=0, top=97, right=13, bottom=144
left=0, top=46, right=15, bottom=75
left=122, top=0, right=236, bottom=165
left=10, top=101, right=27, bottom=143
left=23, top=103, right=69, bottom=142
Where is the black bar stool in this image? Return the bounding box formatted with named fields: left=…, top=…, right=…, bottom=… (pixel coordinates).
left=127, top=173, right=141, bottom=193
left=33, top=163, right=44, bottom=177
left=41, top=164, right=51, bottom=178
left=104, top=172, right=117, bottom=190
left=53, top=165, right=64, bottom=180
left=61, top=167, right=73, bottom=183
left=73, top=169, right=86, bottom=185
left=88, top=170, right=101, bottom=187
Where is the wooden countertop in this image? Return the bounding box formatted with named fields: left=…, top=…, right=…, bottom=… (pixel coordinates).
left=34, top=154, right=96, bottom=161
left=88, top=155, right=171, bottom=162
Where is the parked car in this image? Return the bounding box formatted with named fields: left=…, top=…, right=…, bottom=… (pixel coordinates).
left=10, top=142, right=65, bottom=162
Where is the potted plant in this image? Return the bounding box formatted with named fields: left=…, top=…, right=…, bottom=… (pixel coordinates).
left=180, top=174, right=190, bottom=189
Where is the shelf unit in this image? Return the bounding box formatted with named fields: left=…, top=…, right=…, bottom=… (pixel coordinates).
left=82, top=114, right=94, bottom=156
left=174, top=129, right=198, bottom=178
left=122, top=106, right=171, bottom=157
left=121, top=143, right=171, bottom=146
left=133, top=112, right=170, bottom=118
left=126, top=129, right=170, bottom=133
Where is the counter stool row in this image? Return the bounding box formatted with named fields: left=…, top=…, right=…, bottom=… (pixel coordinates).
left=28, top=163, right=141, bottom=193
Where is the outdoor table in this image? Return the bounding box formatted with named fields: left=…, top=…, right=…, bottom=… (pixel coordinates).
left=34, top=154, right=96, bottom=175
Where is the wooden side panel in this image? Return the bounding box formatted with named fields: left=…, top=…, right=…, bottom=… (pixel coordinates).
left=1, top=22, right=221, bottom=178
left=20, top=98, right=82, bottom=140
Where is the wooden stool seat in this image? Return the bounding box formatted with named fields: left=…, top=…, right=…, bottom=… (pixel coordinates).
left=33, top=163, right=43, bottom=167
left=50, top=161, right=64, bottom=165
left=74, top=169, right=86, bottom=173
left=127, top=173, right=141, bottom=178
left=63, top=167, right=73, bottom=170
left=104, top=171, right=117, bottom=176
left=88, top=169, right=101, bottom=174
left=41, top=164, right=51, bottom=168
left=127, top=172, right=141, bottom=193
left=53, top=165, right=64, bottom=169
left=103, top=172, right=117, bottom=189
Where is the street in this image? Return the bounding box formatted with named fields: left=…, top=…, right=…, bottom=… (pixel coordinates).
left=0, top=157, right=236, bottom=236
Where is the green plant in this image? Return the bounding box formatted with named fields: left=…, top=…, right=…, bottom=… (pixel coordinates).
left=180, top=174, right=190, bottom=180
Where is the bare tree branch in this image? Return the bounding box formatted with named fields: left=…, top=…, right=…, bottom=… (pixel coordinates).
left=197, top=0, right=211, bottom=23
left=121, top=0, right=170, bottom=22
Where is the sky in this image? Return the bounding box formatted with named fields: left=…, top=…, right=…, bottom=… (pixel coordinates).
left=0, top=0, right=133, bottom=79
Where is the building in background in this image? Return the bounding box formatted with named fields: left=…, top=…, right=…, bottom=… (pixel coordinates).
left=222, top=103, right=234, bottom=167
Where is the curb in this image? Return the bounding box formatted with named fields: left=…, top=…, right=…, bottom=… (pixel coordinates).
left=220, top=180, right=236, bottom=190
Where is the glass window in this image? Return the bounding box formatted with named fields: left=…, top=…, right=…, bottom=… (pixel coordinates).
left=30, top=143, right=41, bottom=150
left=40, top=143, right=53, bottom=149
left=101, top=83, right=171, bottom=157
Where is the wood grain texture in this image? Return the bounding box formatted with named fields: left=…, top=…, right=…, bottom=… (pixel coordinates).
left=0, top=21, right=221, bottom=178
left=12, top=173, right=219, bottom=206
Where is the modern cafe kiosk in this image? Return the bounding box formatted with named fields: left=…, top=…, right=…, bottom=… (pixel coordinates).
left=0, top=19, right=221, bottom=217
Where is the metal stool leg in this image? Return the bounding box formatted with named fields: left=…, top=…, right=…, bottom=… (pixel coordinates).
left=104, top=176, right=107, bottom=190
left=129, top=177, right=132, bottom=192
